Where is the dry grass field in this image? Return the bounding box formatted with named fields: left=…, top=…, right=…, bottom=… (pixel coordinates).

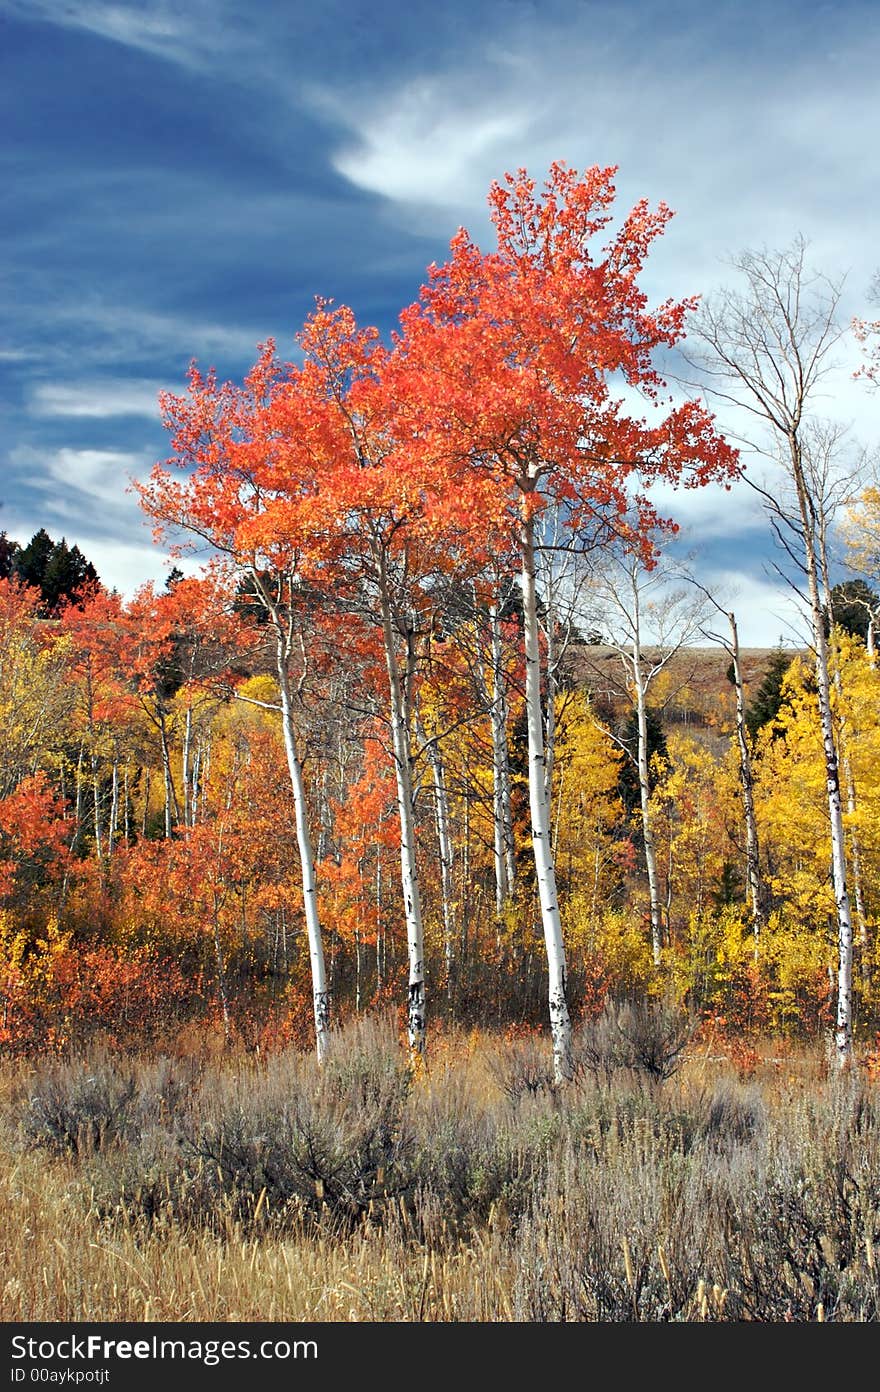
left=1, top=1010, right=878, bottom=1323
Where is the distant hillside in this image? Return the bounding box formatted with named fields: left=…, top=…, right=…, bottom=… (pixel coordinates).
left=568, top=642, right=807, bottom=737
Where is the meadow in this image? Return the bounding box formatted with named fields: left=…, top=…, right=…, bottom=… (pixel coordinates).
left=2, top=1008, right=878, bottom=1323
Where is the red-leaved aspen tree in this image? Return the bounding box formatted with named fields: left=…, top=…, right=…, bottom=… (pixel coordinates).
left=137, top=352, right=331, bottom=1062
left=399, top=164, right=738, bottom=1081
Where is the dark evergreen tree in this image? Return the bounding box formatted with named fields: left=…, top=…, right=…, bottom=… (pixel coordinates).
left=40, top=539, right=99, bottom=611
left=13, top=528, right=55, bottom=593
left=745, top=644, right=793, bottom=740
left=830, top=579, right=879, bottom=643
left=12, top=530, right=99, bottom=612
left=616, top=704, right=668, bottom=815
left=0, top=531, right=19, bottom=579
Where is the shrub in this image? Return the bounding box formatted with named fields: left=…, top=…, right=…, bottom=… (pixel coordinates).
left=21, top=1053, right=192, bottom=1157
left=574, top=996, right=693, bottom=1084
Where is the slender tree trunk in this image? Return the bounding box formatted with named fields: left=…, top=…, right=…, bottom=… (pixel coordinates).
left=460, top=790, right=471, bottom=978
left=818, top=538, right=871, bottom=985
left=543, top=608, right=557, bottom=809
left=158, top=711, right=179, bottom=839
left=827, top=642, right=869, bottom=980
left=728, top=611, right=765, bottom=953
left=108, top=755, right=119, bottom=858
left=182, top=704, right=193, bottom=828
left=276, top=647, right=330, bottom=1063
left=488, top=602, right=516, bottom=910
left=355, top=923, right=362, bottom=1013
left=377, top=555, right=427, bottom=1061
left=375, top=853, right=383, bottom=995
left=73, top=744, right=85, bottom=857
left=123, top=761, right=130, bottom=848
left=633, top=654, right=663, bottom=967
left=91, top=756, right=103, bottom=864
left=191, top=742, right=201, bottom=827
left=520, top=503, right=572, bottom=1084
left=316, top=765, right=331, bottom=863
left=791, top=441, right=853, bottom=1065
left=200, top=741, right=211, bottom=821
left=427, top=731, right=455, bottom=1005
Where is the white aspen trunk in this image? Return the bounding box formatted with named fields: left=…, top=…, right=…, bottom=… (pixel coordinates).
left=520, top=504, right=572, bottom=1084
left=123, top=762, right=130, bottom=848
left=728, top=612, right=765, bottom=954
left=461, top=791, right=471, bottom=970
left=182, top=704, right=193, bottom=828
left=108, top=756, right=119, bottom=858
left=633, top=652, right=663, bottom=967
left=200, top=741, right=211, bottom=821
left=791, top=443, right=853, bottom=1066
left=73, top=744, right=84, bottom=856
left=553, top=767, right=565, bottom=859
left=488, top=602, right=516, bottom=909
left=375, top=853, right=383, bottom=995
left=158, top=713, right=178, bottom=839
left=141, top=768, right=150, bottom=838
left=591, top=837, right=601, bottom=922
left=377, top=560, right=427, bottom=1061
left=91, top=757, right=103, bottom=864
left=427, top=732, right=455, bottom=1004
left=316, top=765, right=330, bottom=863
left=826, top=634, right=869, bottom=979
left=355, top=922, right=362, bottom=1013
left=191, top=742, right=201, bottom=826
left=543, top=615, right=557, bottom=809
left=842, top=754, right=870, bottom=979
left=818, top=536, right=871, bottom=983
left=276, top=647, right=330, bottom=1063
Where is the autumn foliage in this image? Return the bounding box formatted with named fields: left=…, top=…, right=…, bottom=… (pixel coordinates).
left=0, top=165, right=877, bottom=1062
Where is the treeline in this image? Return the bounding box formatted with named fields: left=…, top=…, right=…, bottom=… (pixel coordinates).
left=0, top=545, right=878, bottom=1059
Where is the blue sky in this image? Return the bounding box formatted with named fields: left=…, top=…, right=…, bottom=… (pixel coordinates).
left=3, top=0, right=878, bottom=644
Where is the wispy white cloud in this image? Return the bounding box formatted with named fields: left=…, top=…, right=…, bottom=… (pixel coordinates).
left=10, top=445, right=149, bottom=513
left=28, top=380, right=167, bottom=420
left=45, top=302, right=270, bottom=375
left=7, top=0, right=213, bottom=69
left=311, top=8, right=879, bottom=324
left=321, top=79, right=531, bottom=212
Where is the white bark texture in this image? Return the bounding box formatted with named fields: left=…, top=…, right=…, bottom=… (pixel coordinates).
left=427, top=734, right=456, bottom=1002
left=728, top=612, right=764, bottom=951
left=634, top=654, right=663, bottom=967
left=489, top=603, right=516, bottom=911
left=520, top=509, right=573, bottom=1083
left=791, top=449, right=854, bottom=1065
left=378, top=561, right=427, bottom=1060
left=276, top=646, right=330, bottom=1063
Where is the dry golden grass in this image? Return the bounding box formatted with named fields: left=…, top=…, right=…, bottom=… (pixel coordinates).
left=1, top=1017, right=878, bottom=1322
left=0, top=1149, right=516, bottom=1321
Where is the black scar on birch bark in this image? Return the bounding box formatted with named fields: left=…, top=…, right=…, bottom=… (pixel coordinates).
left=408, top=979, right=425, bottom=1042
left=314, top=990, right=331, bottom=1034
